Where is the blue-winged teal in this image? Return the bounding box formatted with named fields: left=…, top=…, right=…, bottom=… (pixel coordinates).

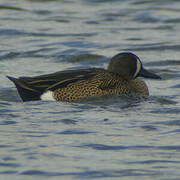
left=7, top=52, right=161, bottom=102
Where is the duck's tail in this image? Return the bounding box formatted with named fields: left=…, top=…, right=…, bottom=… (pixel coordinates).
left=7, top=76, right=42, bottom=102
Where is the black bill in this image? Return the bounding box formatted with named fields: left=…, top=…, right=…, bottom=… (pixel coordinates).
left=139, top=68, right=161, bottom=79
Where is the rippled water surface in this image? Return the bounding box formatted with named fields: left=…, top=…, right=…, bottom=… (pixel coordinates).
left=0, top=0, right=180, bottom=179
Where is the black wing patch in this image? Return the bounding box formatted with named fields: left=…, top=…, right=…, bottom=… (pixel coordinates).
left=98, top=79, right=118, bottom=90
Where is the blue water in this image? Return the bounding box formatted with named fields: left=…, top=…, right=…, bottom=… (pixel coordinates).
left=0, top=0, right=180, bottom=179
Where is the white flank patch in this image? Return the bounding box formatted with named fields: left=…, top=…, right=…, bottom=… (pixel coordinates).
left=134, top=58, right=141, bottom=78
left=40, top=91, right=55, bottom=101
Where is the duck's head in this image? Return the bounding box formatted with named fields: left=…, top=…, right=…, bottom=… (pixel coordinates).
left=108, top=52, right=161, bottom=80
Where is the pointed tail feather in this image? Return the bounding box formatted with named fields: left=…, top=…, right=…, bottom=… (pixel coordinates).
left=7, top=76, right=42, bottom=101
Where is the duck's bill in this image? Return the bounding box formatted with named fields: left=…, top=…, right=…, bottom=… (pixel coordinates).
left=139, top=68, right=161, bottom=79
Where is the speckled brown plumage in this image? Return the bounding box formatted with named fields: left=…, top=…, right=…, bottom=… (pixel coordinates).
left=53, top=71, right=149, bottom=102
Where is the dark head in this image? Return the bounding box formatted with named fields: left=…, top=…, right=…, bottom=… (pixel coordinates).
left=108, top=52, right=161, bottom=80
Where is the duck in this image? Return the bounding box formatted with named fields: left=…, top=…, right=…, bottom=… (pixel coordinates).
left=7, top=52, right=161, bottom=102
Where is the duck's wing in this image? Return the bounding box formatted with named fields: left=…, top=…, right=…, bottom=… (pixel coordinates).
left=7, top=68, right=102, bottom=101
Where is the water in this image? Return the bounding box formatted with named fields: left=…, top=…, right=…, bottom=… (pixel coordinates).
left=0, top=0, right=180, bottom=179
